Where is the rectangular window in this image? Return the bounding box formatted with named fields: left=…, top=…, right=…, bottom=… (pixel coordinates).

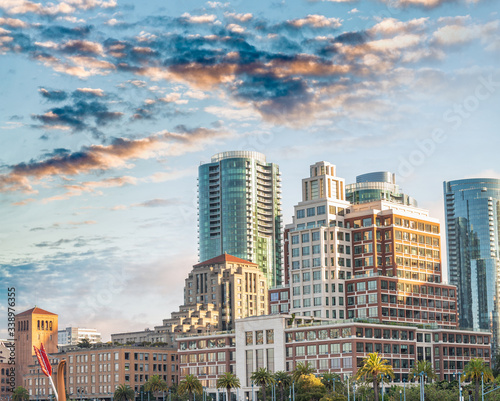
left=297, top=210, right=305, bottom=219
left=307, top=207, right=316, bottom=217
left=317, top=206, right=326, bottom=215
left=302, top=233, right=310, bottom=243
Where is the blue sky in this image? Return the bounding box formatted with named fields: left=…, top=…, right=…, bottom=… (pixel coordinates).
left=0, top=0, right=499, bottom=340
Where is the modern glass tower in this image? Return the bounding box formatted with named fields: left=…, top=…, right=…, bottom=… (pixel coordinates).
left=198, top=151, right=283, bottom=287
left=444, top=178, right=500, bottom=350
left=346, top=171, right=418, bottom=206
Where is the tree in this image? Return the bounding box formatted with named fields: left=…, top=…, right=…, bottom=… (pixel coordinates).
left=409, top=360, right=437, bottom=383
left=145, top=375, right=168, bottom=401
left=217, top=372, right=241, bottom=401
left=77, top=338, right=91, bottom=348
left=296, top=374, right=326, bottom=401
left=12, top=387, right=29, bottom=401
left=320, top=373, right=343, bottom=395
left=251, top=368, right=275, bottom=401
left=274, top=371, right=291, bottom=401
left=354, top=352, right=394, bottom=401
left=464, top=358, right=494, bottom=401
left=292, top=361, right=315, bottom=382
left=178, top=374, right=203, bottom=401
left=114, top=384, right=135, bottom=401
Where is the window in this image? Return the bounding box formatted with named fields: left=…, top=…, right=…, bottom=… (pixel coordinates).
left=312, top=245, right=321, bottom=254
left=312, top=231, right=320, bottom=241
left=297, top=210, right=305, bottom=219
left=291, top=235, right=299, bottom=244
left=302, top=233, right=310, bottom=243
left=293, top=274, right=300, bottom=283
left=313, top=284, right=322, bottom=293
left=303, top=285, right=311, bottom=295
left=303, top=298, right=311, bottom=307
left=303, top=272, right=311, bottom=281
left=307, top=208, right=315, bottom=217
left=313, top=271, right=321, bottom=280
left=317, top=206, right=326, bottom=215
left=292, top=248, right=300, bottom=257
left=246, top=332, right=253, bottom=345
left=302, top=247, right=310, bottom=256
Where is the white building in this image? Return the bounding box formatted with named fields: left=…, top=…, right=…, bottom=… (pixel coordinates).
left=286, top=161, right=353, bottom=319
left=58, top=327, right=102, bottom=346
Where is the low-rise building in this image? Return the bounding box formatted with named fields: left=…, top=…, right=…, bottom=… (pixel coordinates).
left=58, top=328, right=102, bottom=346
left=178, top=314, right=492, bottom=399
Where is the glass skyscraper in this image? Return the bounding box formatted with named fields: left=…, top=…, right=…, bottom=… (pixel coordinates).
left=444, top=178, right=500, bottom=350
left=198, top=151, right=283, bottom=287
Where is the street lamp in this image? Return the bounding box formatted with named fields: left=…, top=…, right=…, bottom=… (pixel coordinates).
left=455, top=372, right=464, bottom=401
left=403, top=379, right=406, bottom=401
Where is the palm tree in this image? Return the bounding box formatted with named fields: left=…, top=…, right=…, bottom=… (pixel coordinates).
left=251, top=368, right=275, bottom=401
left=464, top=358, right=494, bottom=401
left=179, top=374, right=203, bottom=401
left=354, top=352, right=394, bottom=401
left=320, top=372, right=342, bottom=394
left=274, top=371, right=291, bottom=401
left=12, top=387, right=29, bottom=401
left=145, top=375, right=168, bottom=401
left=409, top=360, right=437, bottom=383
left=217, top=372, right=241, bottom=401
left=292, top=361, right=315, bottom=382
left=114, top=384, right=135, bottom=401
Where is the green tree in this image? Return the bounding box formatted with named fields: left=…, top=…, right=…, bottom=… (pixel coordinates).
left=273, top=371, right=291, bottom=401
left=12, top=387, right=29, bottom=401
left=320, top=373, right=343, bottom=395
left=178, top=374, right=203, bottom=401
left=217, top=372, right=241, bottom=401
left=145, top=375, right=168, bottom=400
left=355, top=353, right=394, bottom=401
left=409, top=360, right=437, bottom=383
left=296, top=374, right=326, bottom=401
left=292, top=361, right=315, bottom=382
left=77, top=338, right=92, bottom=348
left=251, top=368, right=275, bottom=401
left=464, top=358, right=494, bottom=401
left=114, top=384, right=135, bottom=401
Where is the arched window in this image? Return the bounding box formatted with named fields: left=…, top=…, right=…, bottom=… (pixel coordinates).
left=26, top=320, right=29, bottom=331
left=46, top=320, right=48, bottom=330
left=41, top=321, right=44, bottom=330
left=49, top=321, right=52, bottom=330
left=38, top=320, right=40, bottom=330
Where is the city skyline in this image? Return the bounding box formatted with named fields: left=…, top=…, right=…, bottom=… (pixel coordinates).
left=1, top=0, right=499, bottom=340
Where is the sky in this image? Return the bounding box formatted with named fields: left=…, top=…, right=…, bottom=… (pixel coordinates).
left=0, top=0, right=499, bottom=341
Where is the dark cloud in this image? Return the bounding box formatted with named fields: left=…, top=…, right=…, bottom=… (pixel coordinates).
left=32, top=99, right=123, bottom=132
left=40, top=25, right=92, bottom=40
left=39, top=88, right=68, bottom=102
left=133, top=198, right=179, bottom=208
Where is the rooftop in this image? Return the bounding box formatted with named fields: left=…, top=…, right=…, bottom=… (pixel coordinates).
left=16, top=307, right=57, bottom=318
left=194, top=253, right=257, bottom=268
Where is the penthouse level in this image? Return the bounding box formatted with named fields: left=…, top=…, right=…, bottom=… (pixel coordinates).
left=177, top=314, right=491, bottom=401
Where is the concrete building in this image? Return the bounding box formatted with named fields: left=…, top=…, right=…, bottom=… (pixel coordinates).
left=285, top=161, right=352, bottom=320
left=22, top=345, right=178, bottom=401
left=0, top=340, right=14, bottom=399
left=112, top=254, right=267, bottom=343
left=58, top=327, right=102, bottom=346
left=444, top=178, right=500, bottom=351
left=178, top=314, right=491, bottom=399
left=14, top=307, right=58, bottom=388
left=198, top=151, right=283, bottom=287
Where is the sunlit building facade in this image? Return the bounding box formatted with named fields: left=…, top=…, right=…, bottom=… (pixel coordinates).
left=198, top=151, right=283, bottom=287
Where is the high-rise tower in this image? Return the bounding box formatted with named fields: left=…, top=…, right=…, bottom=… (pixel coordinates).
left=444, top=178, right=500, bottom=350
left=198, top=151, right=283, bottom=287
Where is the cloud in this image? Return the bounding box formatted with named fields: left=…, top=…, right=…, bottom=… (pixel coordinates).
left=287, top=15, right=342, bottom=29
left=179, top=13, right=217, bottom=24
left=75, top=87, right=104, bottom=97
left=0, top=17, right=28, bottom=28
left=39, top=88, right=68, bottom=102
left=432, top=20, right=499, bottom=46
left=32, top=98, right=123, bottom=132
left=0, top=0, right=116, bottom=16
left=0, top=127, right=230, bottom=193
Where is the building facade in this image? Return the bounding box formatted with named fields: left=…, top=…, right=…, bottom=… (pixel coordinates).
left=198, top=151, right=283, bottom=287
left=444, top=178, right=500, bottom=351
left=58, top=327, right=102, bottom=346
left=22, top=346, right=178, bottom=401
left=112, top=255, right=268, bottom=343
left=286, top=161, right=352, bottom=320
left=14, top=307, right=58, bottom=388
left=178, top=314, right=491, bottom=399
